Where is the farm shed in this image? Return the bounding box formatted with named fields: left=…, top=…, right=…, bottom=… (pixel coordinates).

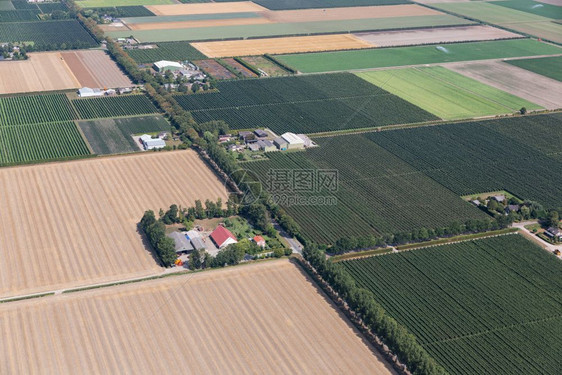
left=191, top=237, right=206, bottom=251
left=297, top=134, right=314, bottom=148
left=257, top=140, right=276, bottom=152
left=248, top=143, right=260, bottom=152
left=281, top=132, right=305, bottom=150
left=140, top=134, right=166, bottom=150
left=210, top=226, right=238, bottom=249
left=153, top=60, right=184, bottom=72
left=78, top=87, right=102, bottom=98
left=254, top=129, right=268, bottom=138
left=274, top=137, right=288, bottom=150
left=545, top=227, right=562, bottom=241
left=167, top=232, right=194, bottom=254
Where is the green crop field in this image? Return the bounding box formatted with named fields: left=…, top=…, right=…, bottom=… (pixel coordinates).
left=72, top=95, right=159, bottom=120
left=0, top=1, right=15, bottom=11
left=433, top=2, right=562, bottom=44
left=126, top=42, right=206, bottom=64
left=495, top=0, right=562, bottom=19
left=78, top=115, right=170, bottom=155
left=89, top=5, right=155, bottom=17
left=342, top=235, right=562, bottom=375
left=77, top=0, right=174, bottom=7
left=0, top=122, right=91, bottom=165
left=277, top=39, right=562, bottom=73
left=244, top=134, right=485, bottom=244
left=0, top=20, right=97, bottom=47
left=357, top=67, right=542, bottom=120
left=507, top=56, right=562, bottom=82
left=122, top=12, right=260, bottom=24
left=0, top=94, right=77, bottom=126
left=0, top=9, right=40, bottom=21
left=107, top=15, right=472, bottom=42
left=367, top=113, right=562, bottom=209
left=37, top=2, right=68, bottom=13
left=175, top=73, right=438, bottom=134
left=218, top=0, right=409, bottom=9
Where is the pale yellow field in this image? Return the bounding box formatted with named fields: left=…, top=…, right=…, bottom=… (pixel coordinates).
left=192, top=34, right=375, bottom=58
left=0, top=151, right=228, bottom=298
left=0, top=52, right=80, bottom=94
left=0, top=260, right=396, bottom=375
left=146, top=1, right=266, bottom=16
left=128, top=17, right=271, bottom=30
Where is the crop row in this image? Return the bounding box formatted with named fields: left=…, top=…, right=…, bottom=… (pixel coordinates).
left=0, top=20, right=97, bottom=48
left=366, top=115, right=562, bottom=209
left=342, top=235, right=562, bottom=374
left=71, top=95, right=159, bottom=120
left=0, top=94, right=77, bottom=126
left=0, top=9, right=40, bottom=22
left=0, top=122, right=91, bottom=165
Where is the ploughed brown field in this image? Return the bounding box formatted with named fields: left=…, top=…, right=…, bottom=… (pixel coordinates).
left=0, top=260, right=395, bottom=375
left=192, top=34, right=374, bottom=58
left=61, top=50, right=133, bottom=89
left=0, top=52, right=80, bottom=94
left=0, top=151, right=228, bottom=298
left=146, top=1, right=266, bottom=16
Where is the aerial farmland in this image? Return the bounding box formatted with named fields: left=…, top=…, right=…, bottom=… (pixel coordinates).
left=0, top=0, right=561, bottom=373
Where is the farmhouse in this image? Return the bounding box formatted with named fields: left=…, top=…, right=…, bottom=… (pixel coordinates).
left=78, top=87, right=103, bottom=98
left=153, top=60, right=184, bottom=73
left=167, top=232, right=194, bottom=254
left=140, top=134, right=166, bottom=150
left=545, top=227, right=562, bottom=241
left=281, top=132, right=305, bottom=150
left=210, top=226, right=238, bottom=248
left=253, top=235, right=266, bottom=248
left=492, top=195, right=506, bottom=203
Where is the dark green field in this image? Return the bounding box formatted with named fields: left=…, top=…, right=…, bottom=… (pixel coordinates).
left=507, top=56, right=562, bottom=82
left=78, top=115, right=170, bottom=155
left=89, top=5, right=155, bottom=17
left=244, top=134, right=485, bottom=243
left=0, top=20, right=97, bottom=48
left=216, top=0, right=408, bottom=9
left=175, top=73, right=438, bottom=134
left=0, top=9, right=40, bottom=22
left=72, top=95, right=159, bottom=120
left=126, top=42, right=206, bottom=64
left=0, top=94, right=77, bottom=126
left=367, top=113, right=562, bottom=209
left=342, top=235, right=562, bottom=375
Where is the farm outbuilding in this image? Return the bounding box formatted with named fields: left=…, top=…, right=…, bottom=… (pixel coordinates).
left=167, top=232, right=194, bottom=254
left=254, top=129, right=268, bottom=138
left=274, top=137, right=288, bottom=151
left=140, top=134, right=166, bottom=150
left=153, top=60, right=184, bottom=72
left=257, top=140, right=276, bottom=152
left=281, top=132, right=305, bottom=150
left=210, top=226, right=238, bottom=249
left=78, top=87, right=103, bottom=98
left=191, top=237, right=206, bottom=251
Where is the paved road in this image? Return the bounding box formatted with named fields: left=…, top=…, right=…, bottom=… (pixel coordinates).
left=513, top=221, right=562, bottom=256
left=272, top=220, right=303, bottom=254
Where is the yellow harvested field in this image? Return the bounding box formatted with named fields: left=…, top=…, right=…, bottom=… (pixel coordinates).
left=193, top=34, right=375, bottom=58
left=0, top=52, right=80, bottom=95
left=147, top=1, right=266, bottom=16
left=128, top=17, right=271, bottom=30
left=0, top=260, right=396, bottom=375
left=0, top=151, right=228, bottom=298
left=264, top=4, right=441, bottom=23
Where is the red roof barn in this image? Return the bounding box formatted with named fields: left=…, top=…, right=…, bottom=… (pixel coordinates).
left=210, top=226, right=238, bottom=248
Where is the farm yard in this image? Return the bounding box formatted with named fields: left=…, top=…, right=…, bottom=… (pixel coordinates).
left=193, top=59, right=237, bottom=80
left=191, top=34, right=374, bottom=58
left=506, top=56, right=562, bottom=82
left=244, top=134, right=485, bottom=244
left=354, top=25, right=521, bottom=47
left=0, top=260, right=395, bottom=375
left=0, top=20, right=97, bottom=48
left=78, top=115, right=171, bottom=155
left=61, top=50, right=133, bottom=89
left=367, top=114, right=562, bottom=209
left=0, top=52, right=80, bottom=95
left=241, top=55, right=291, bottom=76
left=276, top=38, right=562, bottom=73
left=175, top=73, right=438, bottom=134
left=342, top=235, right=562, bottom=375
left=222, top=58, right=258, bottom=77
left=72, top=95, right=159, bottom=119
left=357, top=67, right=542, bottom=120
left=445, top=60, right=562, bottom=109
left=0, top=151, right=228, bottom=298
left=125, top=42, right=207, bottom=64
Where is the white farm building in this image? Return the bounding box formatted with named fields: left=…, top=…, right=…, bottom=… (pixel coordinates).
left=153, top=60, right=184, bottom=72
left=78, top=87, right=103, bottom=98
left=281, top=132, right=305, bottom=150
left=140, top=134, right=166, bottom=150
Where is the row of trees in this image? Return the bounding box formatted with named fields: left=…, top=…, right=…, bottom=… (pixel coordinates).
left=303, top=244, right=447, bottom=375
left=139, top=210, right=177, bottom=267
left=159, top=198, right=239, bottom=226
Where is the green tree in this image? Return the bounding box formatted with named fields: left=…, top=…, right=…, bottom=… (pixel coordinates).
left=157, top=237, right=177, bottom=267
